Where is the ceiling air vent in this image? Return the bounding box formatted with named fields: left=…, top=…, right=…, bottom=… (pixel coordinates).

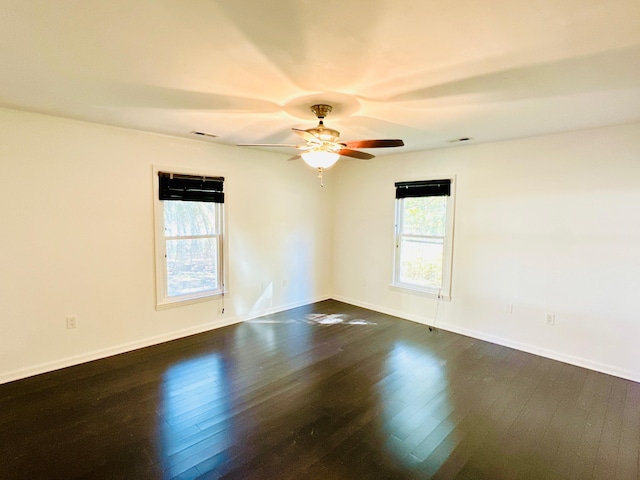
left=447, top=137, right=473, bottom=143
left=190, top=131, right=218, bottom=138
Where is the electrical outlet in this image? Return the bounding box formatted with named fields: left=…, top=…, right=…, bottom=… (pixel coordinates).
left=66, top=315, right=77, bottom=329
left=283, top=279, right=288, bottom=288
left=504, top=303, right=513, bottom=314
left=545, top=313, right=555, bottom=326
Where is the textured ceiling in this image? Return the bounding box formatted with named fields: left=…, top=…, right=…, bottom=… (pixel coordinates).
left=1, top=0, right=640, bottom=156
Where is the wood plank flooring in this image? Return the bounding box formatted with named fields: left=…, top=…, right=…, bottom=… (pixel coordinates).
left=1, top=300, right=638, bottom=479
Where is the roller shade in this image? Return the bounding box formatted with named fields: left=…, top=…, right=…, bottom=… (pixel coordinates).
left=395, top=179, right=451, bottom=198
left=159, top=172, right=224, bottom=203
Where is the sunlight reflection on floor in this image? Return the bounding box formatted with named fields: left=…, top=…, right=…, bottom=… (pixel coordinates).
left=159, top=354, right=237, bottom=478
left=381, top=342, right=454, bottom=466
left=247, top=312, right=376, bottom=326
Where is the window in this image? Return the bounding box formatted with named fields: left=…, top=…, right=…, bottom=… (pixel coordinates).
left=154, top=170, right=225, bottom=308
left=393, top=178, right=455, bottom=299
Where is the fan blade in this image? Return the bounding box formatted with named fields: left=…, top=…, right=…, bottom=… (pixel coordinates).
left=287, top=154, right=301, bottom=161
left=338, top=148, right=375, bottom=160
left=292, top=128, right=321, bottom=144
left=342, top=139, right=404, bottom=149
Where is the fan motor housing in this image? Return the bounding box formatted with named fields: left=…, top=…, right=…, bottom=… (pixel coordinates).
left=306, top=125, right=340, bottom=142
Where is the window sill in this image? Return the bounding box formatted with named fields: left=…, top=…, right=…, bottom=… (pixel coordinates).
left=389, top=283, right=451, bottom=301
left=156, top=291, right=227, bottom=310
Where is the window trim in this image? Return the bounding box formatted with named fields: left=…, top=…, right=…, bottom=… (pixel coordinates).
left=392, top=175, right=456, bottom=300
left=153, top=166, right=227, bottom=310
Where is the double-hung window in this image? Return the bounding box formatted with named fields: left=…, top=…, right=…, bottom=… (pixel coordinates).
left=154, top=170, right=225, bottom=308
left=393, top=178, right=455, bottom=299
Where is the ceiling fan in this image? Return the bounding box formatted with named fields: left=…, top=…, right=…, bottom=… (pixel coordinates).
left=238, top=104, right=404, bottom=183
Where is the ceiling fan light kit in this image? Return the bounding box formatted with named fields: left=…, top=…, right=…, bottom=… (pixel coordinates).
left=301, top=149, right=340, bottom=169
left=239, top=104, right=405, bottom=185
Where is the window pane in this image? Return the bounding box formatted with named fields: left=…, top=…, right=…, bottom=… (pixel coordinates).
left=166, top=237, right=218, bottom=296
left=164, top=201, right=218, bottom=237
left=401, top=197, right=446, bottom=236
left=399, top=237, right=443, bottom=289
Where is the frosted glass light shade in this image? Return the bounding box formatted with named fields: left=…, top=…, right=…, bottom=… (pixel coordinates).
left=301, top=150, right=340, bottom=168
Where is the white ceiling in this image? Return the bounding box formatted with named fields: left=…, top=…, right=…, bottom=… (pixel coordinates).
left=2, top=0, right=640, bottom=156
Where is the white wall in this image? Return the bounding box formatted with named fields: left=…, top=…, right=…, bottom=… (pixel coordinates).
left=3, top=106, right=639, bottom=385
left=0, top=107, right=333, bottom=383
left=332, top=122, right=640, bottom=382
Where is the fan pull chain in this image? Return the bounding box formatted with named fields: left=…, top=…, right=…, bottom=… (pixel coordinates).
left=317, top=167, right=324, bottom=187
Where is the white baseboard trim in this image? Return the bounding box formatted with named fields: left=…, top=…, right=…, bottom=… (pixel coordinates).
left=8, top=294, right=636, bottom=385
left=332, top=295, right=640, bottom=384
left=242, top=294, right=332, bottom=321
left=437, top=322, right=640, bottom=384
left=0, top=294, right=332, bottom=385
left=0, top=315, right=242, bottom=385
left=331, top=295, right=436, bottom=326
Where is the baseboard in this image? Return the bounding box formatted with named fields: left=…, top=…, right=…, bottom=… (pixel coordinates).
left=8, top=294, right=635, bottom=385
left=331, top=294, right=437, bottom=326
left=0, top=294, right=332, bottom=385
left=242, top=294, right=332, bottom=321
left=0, top=315, right=242, bottom=385
left=438, top=322, right=640, bottom=384
left=332, top=295, right=640, bottom=384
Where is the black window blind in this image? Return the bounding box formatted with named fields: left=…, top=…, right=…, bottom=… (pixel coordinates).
left=158, top=172, right=224, bottom=203
left=395, top=179, right=451, bottom=199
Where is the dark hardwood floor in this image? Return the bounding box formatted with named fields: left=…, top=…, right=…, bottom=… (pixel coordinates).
left=1, top=300, right=638, bottom=479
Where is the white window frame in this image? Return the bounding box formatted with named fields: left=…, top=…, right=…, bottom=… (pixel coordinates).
left=392, top=176, right=455, bottom=300
left=153, top=166, right=227, bottom=309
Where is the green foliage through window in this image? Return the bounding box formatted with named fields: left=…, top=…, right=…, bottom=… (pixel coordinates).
left=163, top=201, right=222, bottom=298
left=395, top=194, right=449, bottom=293
left=401, top=197, right=446, bottom=236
